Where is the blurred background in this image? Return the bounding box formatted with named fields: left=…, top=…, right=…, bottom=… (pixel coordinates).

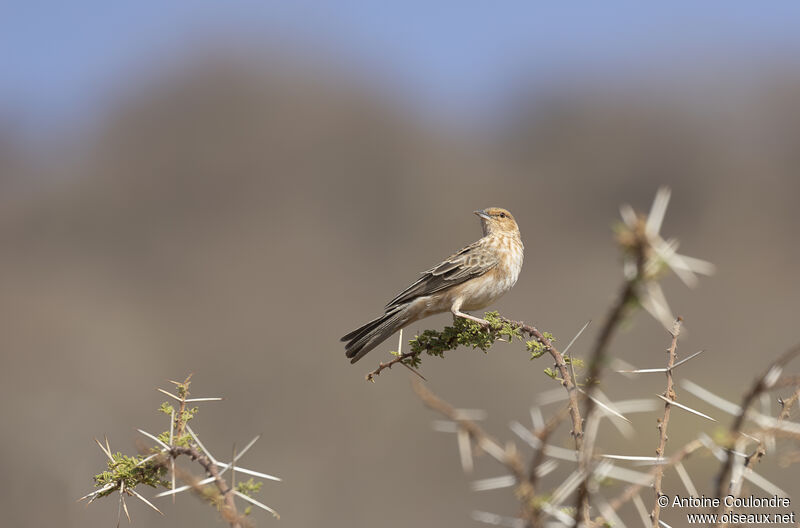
left=2, top=2, right=800, bottom=527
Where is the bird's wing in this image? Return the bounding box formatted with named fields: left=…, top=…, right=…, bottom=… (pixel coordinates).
left=385, top=239, right=498, bottom=309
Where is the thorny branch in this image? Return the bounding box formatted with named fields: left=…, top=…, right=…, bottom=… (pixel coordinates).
left=370, top=313, right=587, bottom=455
left=651, top=318, right=682, bottom=528
left=82, top=376, right=279, bottom=527
left=607, top=438, right=704, bottom=513
left=412, top=379, right=526, bottom=478
left=714, top=343, right=800, bottom=507
left=778, top=388, right=800, bottom=422
left=164, top=446, right=244, bottom=528
left=737, top=387, right=800, bottom=488
left=525, top=404, right=573, bottom=528
left=174, top=374, right=192, bottom=439
left=572, top=226, right=646, bottom=527
left=412, top=380, right=537, bottom=523
left=715, top=366, right=800, bottom=528
left=366, top=351, right=422, bottom=382
left=497, top=315, right=586, bottom=451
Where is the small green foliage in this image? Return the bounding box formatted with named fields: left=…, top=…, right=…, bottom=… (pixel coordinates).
left=232, top=478, right=265, bottom=516
left=408, top=311, right=523, bottom=359
left=93, top=453, right=169, bottom=497
left=405, top=311, right=572, bottom=374
left=564, top=356, right=584, bottom=368
left=235, top=477, right=263, bottom=497
left=483, top=311, right=523, bottom=342
left=400, top=352, right=422, bottom=368
left=85, top=374, right=280, bottom=524
left=527, top=340, right=548, bottom=359
left=157, top=429, right=192, bottom=447
left=157, top=431, right=170, bottom=445
left=181, top=406, right=199, bottom=425
left=526, top=331, right=556, bottom=360
left=389, top=349, right=421, bottom=368
left=401, top=313, right=581, bottom=390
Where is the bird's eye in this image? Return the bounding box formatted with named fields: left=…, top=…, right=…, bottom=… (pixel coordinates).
left=499, top=213, right=506, bottom=218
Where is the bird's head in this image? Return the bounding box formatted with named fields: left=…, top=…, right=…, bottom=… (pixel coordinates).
left=474, top=207, right=520, bottom=237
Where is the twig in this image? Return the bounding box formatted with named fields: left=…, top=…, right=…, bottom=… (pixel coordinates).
left=501, top=315, right=591, bottom=527
left=173, top=373, right=193, bottom=439
left=713, top=343, right=800, bottom=508
left=413, top=380, right=525, bottom=476
left=166, top=446, right=243, bottom=527
left=83, top=376, right=277, bottom=527
left=412, top=380, right=536, bottom=522
left=366, top=330, right=426, bottom=381
left=366, top=351, right=421, bottom=382
left=607, top=438, right=703, bottom=513
left=574, top=230, right=646, bottom=526
left=716, top=385, right=800, bottom=527
left=778, top=388, right=800, bottom=422
left=158, top=447, right=247, bottom=528
left=651, top=318, right=682, bottom=527
left=389, top=314, right=587, bottom=453
left=498, top=316, right=585, bottom=450
left=525, top=404, right=572, bottom=528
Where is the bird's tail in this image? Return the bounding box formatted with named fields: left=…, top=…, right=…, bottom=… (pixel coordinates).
left=341, top=304, right=412, bottom=363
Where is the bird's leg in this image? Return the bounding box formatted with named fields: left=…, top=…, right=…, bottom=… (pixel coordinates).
left=451, top=300, right=491, bottom=328
left=454, top=310, right=491, bottom=328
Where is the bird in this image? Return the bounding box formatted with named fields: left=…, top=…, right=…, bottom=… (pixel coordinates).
left=341, top=207, right=524, bottom=363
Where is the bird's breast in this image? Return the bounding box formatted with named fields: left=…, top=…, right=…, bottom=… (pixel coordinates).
left=460, top=235, right=523, bottom=311
left=492, top=234, right=524, bottom=289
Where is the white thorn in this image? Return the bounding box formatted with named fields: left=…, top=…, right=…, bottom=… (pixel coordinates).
left=156, top=388, right=182, bottom=402
left=233, top=490, right=280, bottom=518
left=646, top=186, right=671, bottom=236
left=655, top=394, right=717, bottom=422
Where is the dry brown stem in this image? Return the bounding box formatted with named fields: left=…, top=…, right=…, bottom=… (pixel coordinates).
left=651, top=318, right=682, bottom=527
left=572, top=228, right=646, bottom=526
left=525, top=404, right=572, bottom=527
left=159, top=446, right=245, bottom=528
left=607, top=438, right=704, bottom=513
left=366, top=351, right=424, bottom=382
left=412, top=380, right=540, bottom=523
left=713, top=343, right=800, bottom=507
left=498, top=316, right=585, bottom=450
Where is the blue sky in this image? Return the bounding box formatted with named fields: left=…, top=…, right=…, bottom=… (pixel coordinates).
left=3, top=1, right=800, bottom=132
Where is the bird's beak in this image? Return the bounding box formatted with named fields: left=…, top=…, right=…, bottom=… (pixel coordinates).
left=474, top=209, right=492, bottom=221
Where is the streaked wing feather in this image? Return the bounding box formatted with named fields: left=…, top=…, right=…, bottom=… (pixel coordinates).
left=385, top=240, right=497, bottom=309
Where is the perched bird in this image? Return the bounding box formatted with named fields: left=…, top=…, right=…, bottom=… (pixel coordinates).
left=341, top=207, right=524, bottom=363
